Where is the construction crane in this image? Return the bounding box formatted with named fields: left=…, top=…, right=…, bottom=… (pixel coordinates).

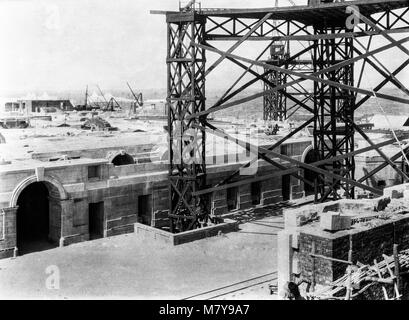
left=96, top=84, right=120, bottom=111
left=84, top=85, right=89, bottom=109
left=74, top=85, right=91, bottom=111
left=126, top=82, right=143, bottom=117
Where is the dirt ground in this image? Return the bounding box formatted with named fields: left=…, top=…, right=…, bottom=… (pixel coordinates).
left=0, top=215, right=283, bottom=300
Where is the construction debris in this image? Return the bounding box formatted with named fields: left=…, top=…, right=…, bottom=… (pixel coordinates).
left=80, top=116, right=117, bottom=131
left=308, top=248, right=409, bottom=300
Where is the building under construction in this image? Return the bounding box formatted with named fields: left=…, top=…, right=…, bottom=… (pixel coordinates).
left=1, top=0, right=409, bottom=300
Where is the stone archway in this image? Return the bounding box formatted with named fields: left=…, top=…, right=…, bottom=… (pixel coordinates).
left=107, top=150, right=135, bottom=166
left=10, top=175, right=68, bottom=255
left=112, top=153, right=135, bottom=166
left=10, top=174, right=67, bottom=208
left=300, top=145, right=314, bottom=164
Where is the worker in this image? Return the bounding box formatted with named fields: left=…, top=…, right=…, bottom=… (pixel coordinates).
left=281, top=281, right=305, bottom=300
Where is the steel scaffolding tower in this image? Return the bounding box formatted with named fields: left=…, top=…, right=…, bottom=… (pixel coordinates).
left=166, top=14, right=209, bottom=232
left=313, top=27, right=355, bottom=201
left=263, top=44, right=287, bottom=121
left=153, top=0, right=409, bottom=232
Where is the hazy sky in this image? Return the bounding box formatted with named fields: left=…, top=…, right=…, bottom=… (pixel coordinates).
left=0, top=0, right=299, bottom=93
left=0, top=0, right=407, bottom=95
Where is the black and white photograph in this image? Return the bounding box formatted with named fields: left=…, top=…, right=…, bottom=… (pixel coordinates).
left=1, top=0, right=409, bottom=305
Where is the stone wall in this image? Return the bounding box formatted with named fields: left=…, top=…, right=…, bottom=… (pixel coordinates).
left=0, top=208, right=16, bottom=259
left=0, top=139, right=312, bottom=258
left=277, top=188, right=409, bottom=299
left=355, top=155, right=403, bottom=188
left=298, top=215, right=409, bottom=293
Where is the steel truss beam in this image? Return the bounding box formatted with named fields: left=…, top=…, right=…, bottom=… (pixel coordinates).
left=205, top=17, right=312, bottom=41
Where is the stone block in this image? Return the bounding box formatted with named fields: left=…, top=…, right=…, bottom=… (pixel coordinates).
left=152, top=218, right=169, bottom=229
left=284, top=207, right=319, bottom=229
left=212, top=199, right=227, bottom=208
left=320, top=211, right=351, bottom=231
left=0, top=247, right=15, bottom=259
left=261, top=190, right=281, bottom=199
left=292, top=231, right=300, bottom=249
left=106, top=224, right=134, bottom=237
left=152, top=210, right=168, bottom=220
left=384, top=183, right=409, bottom=199
left=261, top=196, right=282, bottom=205
left=322, top=202, right=340, bottom=213
left=392, top=189, right=404, bottom=199
left=239, top=201, right=252, bottom=210
left=107, top=214, right=138, bottom=229
left=239, top=194, right=252, bottom=203
left=213, top=205, right=229, bottom=216
left=291, top=191, right=304, bottom=200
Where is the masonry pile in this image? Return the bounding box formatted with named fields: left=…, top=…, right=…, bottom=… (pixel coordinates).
left=277, top=183, right=409, bottom=299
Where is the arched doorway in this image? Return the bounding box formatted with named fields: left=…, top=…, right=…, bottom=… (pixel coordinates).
left=303, top=148, right=317, bottom=196
left=111, top=153, right=135, bottom=166
left=16, top=182, right=58, bottom=255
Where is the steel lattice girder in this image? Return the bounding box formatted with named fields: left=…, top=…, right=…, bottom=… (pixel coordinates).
left=166, top=16, right=209, bottom=232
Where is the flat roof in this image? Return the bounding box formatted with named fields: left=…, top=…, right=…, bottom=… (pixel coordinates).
left=152, top=0, right=408, bottom=27
left=0, top=130, right=160, bottom=161
left=0, top=158, right=108, bottom=175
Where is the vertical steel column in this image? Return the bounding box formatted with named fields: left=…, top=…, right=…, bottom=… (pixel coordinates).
left=166, top=13, right=208, bottom=232
left=263, top=43, right=287, bottom=121
left=313, top=27, right=355, bottom=202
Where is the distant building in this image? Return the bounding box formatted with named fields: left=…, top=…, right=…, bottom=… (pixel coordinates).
left=2, top=99, right=74, bottom=115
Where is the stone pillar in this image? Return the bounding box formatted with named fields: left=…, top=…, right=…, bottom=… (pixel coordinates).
left=239, top=184, right=252, bottom=210
left=277, top=230, right=294, bottom=299
left=261, top=177, right=282, bottom=205
left=0, top=207, right=18, bottom=259
left=57, top=198, right=74, bottom=247
left=103, top=199, right=111, bottom=237
left=211, top=190, right=228, bottom=217
left=290, top=171, right=305, bottom=200
left=100, top=163, right=110, bottom=180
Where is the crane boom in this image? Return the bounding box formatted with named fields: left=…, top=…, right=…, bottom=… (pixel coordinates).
left=126, top=82, right=143, bottom=106
left=96, top=84, right=109, bottom=104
